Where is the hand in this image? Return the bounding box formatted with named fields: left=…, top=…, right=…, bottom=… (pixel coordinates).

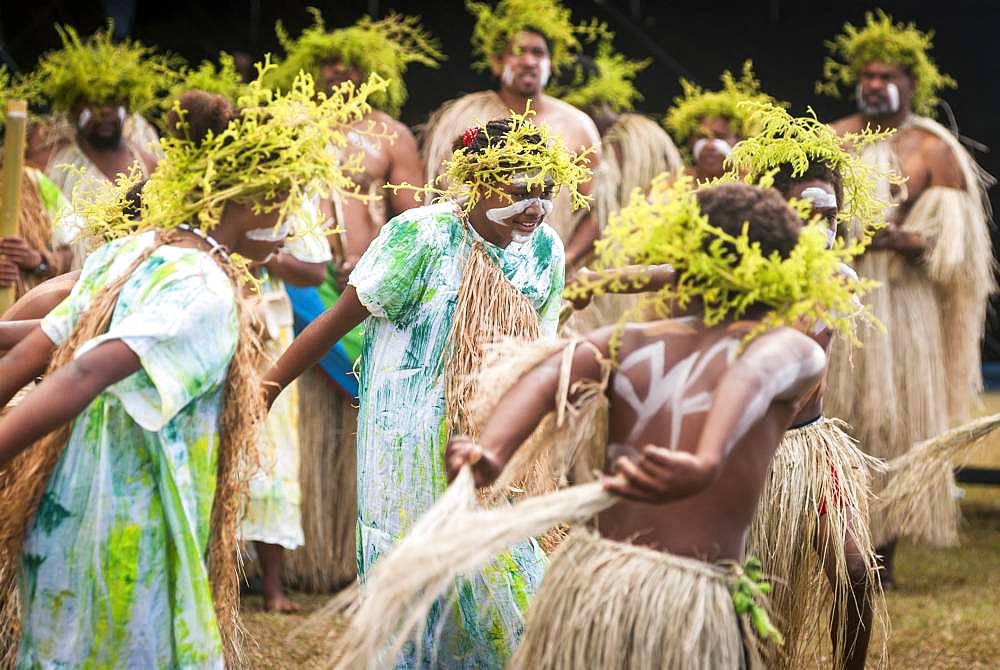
left=262, top=381, right=282, bottom=410
left=602, top=445, right=719, bottom=504
left=335, top=258, right=356, bottom=292
left=0, top=237, right=43, bottom=271
left=445, top=435, right=503, bottom=488
left=0, top=259, right=18, bottom=288
left=563, top=270, right=594, bottom=310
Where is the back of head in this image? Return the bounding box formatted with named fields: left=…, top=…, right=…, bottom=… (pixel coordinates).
left=696, top=182, right=801, bottom=259
left=165, top=89, right=238, bottom=145
left=454, top=116, right=544, bottom=155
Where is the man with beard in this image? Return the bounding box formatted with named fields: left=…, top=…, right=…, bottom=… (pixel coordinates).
left=263, top=10, right=442, bottom=596
left=421, top=0, right=603, bottom=271
left=820, top=11, right=995, bottom=586
left=19, top=25, right=173, bottom=266
left=663, top=61, right=781, bottom=183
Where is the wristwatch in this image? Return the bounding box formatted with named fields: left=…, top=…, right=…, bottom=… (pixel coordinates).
left=31, top=259, right=50, bottom=277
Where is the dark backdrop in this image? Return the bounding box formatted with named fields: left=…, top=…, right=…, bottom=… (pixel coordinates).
left=3, top=0, right=999, bottom=354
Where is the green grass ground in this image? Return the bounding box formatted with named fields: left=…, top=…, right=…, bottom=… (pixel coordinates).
left=242, top=399, right=1000, bottom=669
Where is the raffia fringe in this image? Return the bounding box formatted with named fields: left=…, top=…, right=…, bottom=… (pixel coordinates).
left=747, top=418, right=887, bottom=670
left=300, top=467, right=617, bottom=669
left=511, top=529, right=755, bottom=670
left=876, top=412, right=1000, bottom=548
left=0, top=235, right=263, bottom=669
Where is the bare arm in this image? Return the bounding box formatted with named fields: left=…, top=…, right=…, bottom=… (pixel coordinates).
left=264, top=251, right=326, bottom=287
left=605, top=329, right=826, bottom=504
left=0, top=339, right=141, bottom=467
left=386, top=123, right=425, bottom=217
left=562, top=117, right=604, bottom=270
left=0, top=320, right=41, bottom=351
left=262, top=284, right=369, bottom=405
left=0, top=328, right=57, bottom=407
left=0, top=270, right=79, bottom=320
left=566, top=264, right=674, bottom=310
left=445, top=331, right=611, bottom=487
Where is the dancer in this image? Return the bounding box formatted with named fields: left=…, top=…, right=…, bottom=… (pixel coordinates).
left=820, top=11, right=995, bottom=580
left=664, top=61, right=780, bottom=182
left=266, top=10, right=441, bottom=591
left=726, top=102, right=892, bottom=669
left=0, top=68, right=386, bottom=667
left=421, top=0, right=603, bottom=269
left=265, top=111, right=591, bottom=666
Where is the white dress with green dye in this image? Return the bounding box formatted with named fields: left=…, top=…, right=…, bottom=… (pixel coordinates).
left=349, top=203, right=564, bottom=668
left=20, top=231, right=238, bottom=668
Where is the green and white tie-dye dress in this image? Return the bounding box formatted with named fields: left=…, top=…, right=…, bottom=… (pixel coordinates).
left=19, top=231, right=238, bottom=668
left=349, top=203, right=564, bottom=668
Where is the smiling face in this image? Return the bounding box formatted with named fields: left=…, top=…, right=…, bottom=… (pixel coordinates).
left=469, top=178, right=555, bottom=247
left=857, top=60, right=914, bottom=118
left=492, top=30, right=552, bottom=98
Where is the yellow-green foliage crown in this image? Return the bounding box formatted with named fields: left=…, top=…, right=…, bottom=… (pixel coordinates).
left=268, top=8, right=442, bottom=117
left=388, top=103, right=593, bottom=214
left=817, top=10, right=955, bottom=116
left=467, top=0, right=604, bottom=72
left=550, top=38, right=648, bottom=112
left=726, top=102, right=895, bottom=235
left=578, top=175, right=876, bottom=345
left=171, top=53, right=248, bottom=105
left=664, top=61, right=783, bottom=148
left=19, top=23, right=183, bottom=115
left=77, top=60, right=390, bottom=241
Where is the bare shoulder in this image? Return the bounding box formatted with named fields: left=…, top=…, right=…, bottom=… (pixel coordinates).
left=743, top=326, right=826, bottom=369
left=912, top=127, right=965, bottom=188
left=542, top=97, right=601, bottom=148
left=829, top=113, right=867, bottom=135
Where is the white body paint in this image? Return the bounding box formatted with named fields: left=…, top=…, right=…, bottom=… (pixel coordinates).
left=856, top=82, right=900, bottom=114
left=486, top=197, right=553, bottom=227
left=77, top=108, right=92, bottom=128
left=693, top=138, right=733, bottom=163
left=538, top=58, right=551, bottom=87
left=612, top=335, right=740, bottom=450
left=501, top=64, right=515, bottom=87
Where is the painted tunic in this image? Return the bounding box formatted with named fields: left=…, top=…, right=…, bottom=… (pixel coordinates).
left=242, top=216, right=333, bottom=550
left=349, top=203, right=564, bottom=668
left=20, top=231, right=238, bottom=668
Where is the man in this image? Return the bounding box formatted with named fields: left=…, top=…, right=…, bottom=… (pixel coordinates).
left=421, top=0, right=603, bottom=270
left=820, top=11, right=995, bottom=585
left=439, top=180, right=871, bottom=669
left=664, top=61, right=780, bottom=182
left=19, top=24, right=173, bottom=265
left=264, top=112, right=591, bottom=666
left=726, top=103, right=894, bottom=670
left=266, top=9, right=440, bottom=593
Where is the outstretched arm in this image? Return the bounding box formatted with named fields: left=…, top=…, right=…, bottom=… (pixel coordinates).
left=264, top=251, right=327, bottom=287
left=605, top=329, right=826, bottom=503
left=445, top=330, right=612, bottom=487
left=0, top=339, right=140, bottom=467
left=0, top=328, right=57, bottom=407
left=566, top=264, right=674, bottom=310
left=262, top=285, right=369, bottom=406
left=0, top=319, right=41, bottom=351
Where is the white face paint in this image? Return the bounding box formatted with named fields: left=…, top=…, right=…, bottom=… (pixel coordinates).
left=538, top=58, right=551, bottom=88
left=501, top=64, right=515, bottom=87
left=856, top=81, right=900, bottom=115
left=799, top=186, right=838, bottom=248
left=77, top=108, right=93, bottom=129
left=246, top=220, right=290, bottom=242
left=116, top=106, right=126, bottom=123
left=485, top=197, right=554, bottom=241
left=692, top=138, right=733, bottom=163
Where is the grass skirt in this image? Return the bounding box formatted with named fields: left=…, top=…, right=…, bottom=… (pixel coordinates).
left=746, top=417, right=887, bottom=669
left=511, top=529, right=754, bottom=670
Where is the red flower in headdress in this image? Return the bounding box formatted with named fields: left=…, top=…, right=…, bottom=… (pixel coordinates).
left=462, top=126, right=480, bottom=148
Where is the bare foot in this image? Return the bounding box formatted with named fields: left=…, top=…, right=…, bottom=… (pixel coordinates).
left=263, top=591, right=302, bottom=614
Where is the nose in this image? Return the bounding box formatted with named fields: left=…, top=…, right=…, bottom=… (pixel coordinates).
left=523, top=199, right=544, bottom=217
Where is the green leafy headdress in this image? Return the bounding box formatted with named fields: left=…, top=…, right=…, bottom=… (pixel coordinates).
left=664, top=61, right=783, bottom=150
left=268, top=8, right=442, bottom=117
left=172, top=53, right=247, bottom=104
left=549, top=37, right=648, bottom=112
left=467, top=0, right=604, bottom=73
left=77, top=61, right=390, bottom=240
left=18, top=23, right=182, bottom=115
left=388, top=104, right=593, bottom=215
left=725, top=102, right=895, bottom=234
left=573, top=175, right=876, bottom=345
left=817, top=10, right=955, bottom=116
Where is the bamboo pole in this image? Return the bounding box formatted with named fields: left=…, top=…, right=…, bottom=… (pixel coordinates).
left=0, top=99, right=28, bottom=312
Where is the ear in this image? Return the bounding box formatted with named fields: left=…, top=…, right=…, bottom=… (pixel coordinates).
left=489, top=54, right=504, bottom=77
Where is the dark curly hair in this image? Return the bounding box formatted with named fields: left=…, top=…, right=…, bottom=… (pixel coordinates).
left=452, top=116, right=544, bottom=155
left=165, top=90, right=238, bottom=145
left=770, top=159, right=844, bottom=213
left=697, top=182, right=802, bottom=259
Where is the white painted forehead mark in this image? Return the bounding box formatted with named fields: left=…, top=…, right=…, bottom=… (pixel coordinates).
left=800, top=186, right=838, bottom=209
